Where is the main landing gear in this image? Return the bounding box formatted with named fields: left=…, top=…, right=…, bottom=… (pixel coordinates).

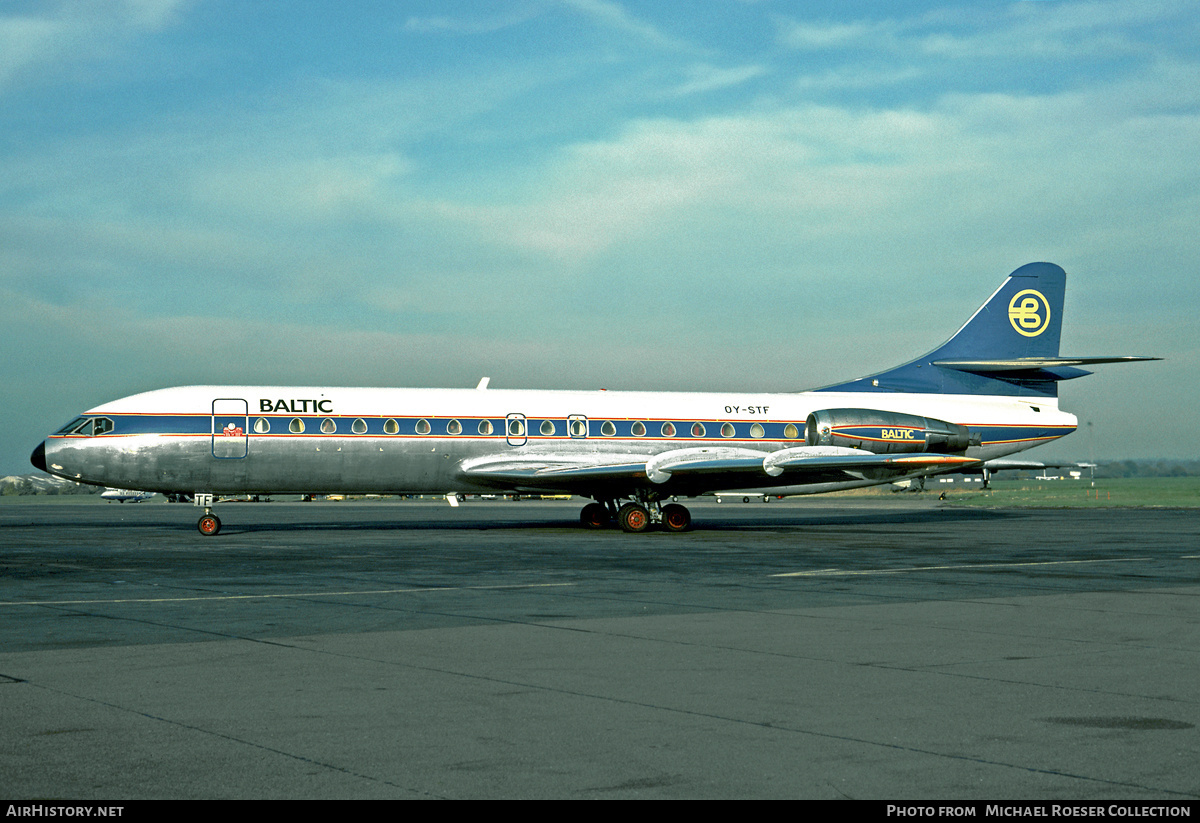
left=580, top=497, right=692, bottom=533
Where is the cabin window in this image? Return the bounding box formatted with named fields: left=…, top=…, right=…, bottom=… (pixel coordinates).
left=446, top=419, right=462, bottom=435
left=631, top=421, right=646, bottom=437
left=691, top=422, right=706, bottom=437
left=383, top=419, right=399, bottom=435
left=749, top=423, right=765, bottom=439
left=351, top=418, right=368, bottom=434
left=507, top=418, right=525, bottom=437
left=320, top=418, right=336, bottom=434
left=415, top=419, right=431, bottom=435
left=720, top=422, right=736, bottom=438
left=290, top=418, right=305, bottom=434
left=600, top=420, right=616, bottom=437
left=254, top=418, right=270, bottom=434
left=783, top=423, right=799, bottom=439
left=539, top=419, right=556, bottom=436
left=661, top=421, right=676, bottom=437
left=478, top=420, right=493, bottom=436
left=569, top=418, right=587, bottom=438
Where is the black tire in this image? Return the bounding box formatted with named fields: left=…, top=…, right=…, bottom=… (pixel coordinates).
left=617, top=503, right=650, bottom=533
left=580, top=502, right=610, bottom=528
left=662, top=503, right=691, bottom=533
left=197, top=514, right=221, bottom=536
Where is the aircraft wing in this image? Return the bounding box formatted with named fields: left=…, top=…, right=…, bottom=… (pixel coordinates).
left=459, top=447, right=980, bottom=496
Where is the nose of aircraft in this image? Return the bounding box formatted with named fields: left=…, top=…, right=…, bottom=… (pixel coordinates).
left=30, top=441, right=48, bottom=473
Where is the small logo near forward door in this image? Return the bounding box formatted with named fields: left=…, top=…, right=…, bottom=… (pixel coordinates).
left=212, top=398, right=248, bottom=458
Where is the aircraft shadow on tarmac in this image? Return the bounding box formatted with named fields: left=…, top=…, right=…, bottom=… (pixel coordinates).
left=130, top=505, right=1015, bottom=535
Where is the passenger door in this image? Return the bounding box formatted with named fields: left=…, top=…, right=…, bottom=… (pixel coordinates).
left=212, top=398, right=248, bottom=458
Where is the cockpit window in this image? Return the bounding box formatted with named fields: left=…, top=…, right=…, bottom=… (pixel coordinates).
left=56, top=417, right=113, bottom=436
left=55, top=417, right=89, bottom=435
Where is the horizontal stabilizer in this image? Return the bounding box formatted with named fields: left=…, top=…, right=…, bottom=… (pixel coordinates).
left=935, top=356, right=1160, bottom=372
left=814, top=263, right=1159, bottom=398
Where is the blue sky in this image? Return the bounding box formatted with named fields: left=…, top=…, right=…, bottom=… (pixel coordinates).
left=3, top=0, right=1197, bottom=474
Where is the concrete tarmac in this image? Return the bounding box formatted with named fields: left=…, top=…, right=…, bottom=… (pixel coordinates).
left=1, top=497, right=1197, bottom=799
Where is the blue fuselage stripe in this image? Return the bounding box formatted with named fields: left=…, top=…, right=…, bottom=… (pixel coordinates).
left=48, top=414, right=1075, bottom=446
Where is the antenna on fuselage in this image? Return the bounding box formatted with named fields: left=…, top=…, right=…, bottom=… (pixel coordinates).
left=476, top=377, right=490, bottom=390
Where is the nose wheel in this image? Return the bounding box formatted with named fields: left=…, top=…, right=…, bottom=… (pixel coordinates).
left=197, top=513, right=222, bottom=536
left=194, top=493, right=221, bottom=536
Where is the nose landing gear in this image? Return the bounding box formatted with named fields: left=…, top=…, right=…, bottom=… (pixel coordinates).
left=195, top=493, right=221, bottom=536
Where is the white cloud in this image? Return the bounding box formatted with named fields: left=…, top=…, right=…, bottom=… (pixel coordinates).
left=776, top=1, right=1198, bottom=61
left=776, top=18, right=884, bottom=50
left=0, top=0, right=189, bottom=90
left=674, top=63, right=768, bottom=96
left=403, top=9, right=541, bottom=36
left=559, top=0, right=697, bottom=52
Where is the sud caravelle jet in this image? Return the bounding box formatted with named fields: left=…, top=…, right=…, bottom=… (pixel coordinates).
left=31, top=263, right=1155, bottom=536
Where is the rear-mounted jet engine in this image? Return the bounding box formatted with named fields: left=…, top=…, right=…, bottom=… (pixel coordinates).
left=805, top=408, right=978, bottom=454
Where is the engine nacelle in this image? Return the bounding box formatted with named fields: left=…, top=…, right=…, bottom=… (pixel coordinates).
left=805, top=408, right=976, bottom=455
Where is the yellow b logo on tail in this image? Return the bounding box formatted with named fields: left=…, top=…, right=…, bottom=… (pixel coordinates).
left=1008, top=289, right=1050, bottom=337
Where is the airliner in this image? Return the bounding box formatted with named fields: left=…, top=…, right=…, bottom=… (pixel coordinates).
left=100, top=488, right=157, bottom=503
left=30, top=263, right=1155, bottom=535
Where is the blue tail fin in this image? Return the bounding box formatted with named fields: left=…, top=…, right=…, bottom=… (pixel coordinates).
left=818, top=263, right=1071, bottom=398
left=932, top=262, right=1066, bottom=363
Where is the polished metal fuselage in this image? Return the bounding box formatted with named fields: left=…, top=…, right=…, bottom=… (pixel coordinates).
left=36, top=385, right=1076, bottom=497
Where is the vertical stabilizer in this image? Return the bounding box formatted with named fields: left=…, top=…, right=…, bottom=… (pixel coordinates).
left=931, top=262, right=1065, bottom=363
left=817, top=263, right=1070, bottom=398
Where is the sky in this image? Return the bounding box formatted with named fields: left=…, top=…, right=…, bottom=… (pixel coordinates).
left=2, top=0, right=1197, bottom=475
